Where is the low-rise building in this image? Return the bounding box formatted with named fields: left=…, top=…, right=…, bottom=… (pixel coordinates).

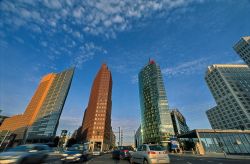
left=178, top=129, right=250, bottom=155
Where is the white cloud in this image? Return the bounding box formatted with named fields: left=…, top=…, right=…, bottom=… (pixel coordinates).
left=162, top=57, right=209, bottom=76
left=15, top=37, right=24, bottom=44
left=73, top=7, right=84, bottom=18
left=73, top=43, right=107, bottom=68
left=112, top=15, right=124, bottom=23
left=42, top=0, right=62, bottom=9
left=131, top=75, right=138, bottom=84
left=41, top=41, right=47, bottom=47
left=0, top=0, right=203, bottom=68
left=1, top=0, right=197, bottom=37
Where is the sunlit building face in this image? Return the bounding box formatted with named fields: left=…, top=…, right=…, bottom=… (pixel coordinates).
left=78, top=64, right=112, bottom=152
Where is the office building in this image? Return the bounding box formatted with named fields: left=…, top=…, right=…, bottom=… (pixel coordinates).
left=0, top=68, right=74, bottom=143
left=138, top=60, right=174, bottom=146
left=178, top=129, right=250, bottom=154
left=170, top=109, right=189, bottom=136
left=110, top=129, right=116, bottom=148
left=135, top=126, right=142, bottom=148
left=233, top=36, right=250, bottom=67
left=26, top=68, right=74, bottom=142
left=205, top=64, right=250, bottom=130
left=78, top=64, right=112, bottom=152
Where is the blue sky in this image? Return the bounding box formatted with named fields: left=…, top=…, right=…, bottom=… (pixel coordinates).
left=0, top=0, right=250, bottom=145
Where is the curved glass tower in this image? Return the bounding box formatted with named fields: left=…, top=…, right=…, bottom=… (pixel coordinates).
left=139, top=60, right=174, bottom=145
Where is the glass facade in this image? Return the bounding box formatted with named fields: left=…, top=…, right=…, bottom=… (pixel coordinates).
left=139, top=60, right=174, bottom=145
left=198, top=132, right=250, bottom=154
left=205, top=65, right=250, bottom=130
left=170, top=109, right=189, bottom=135
left=178, top=129, right=250, bottom=155
left=26, top=68, right=74, bottom=141
left=233, top=36, right=250, bottom=67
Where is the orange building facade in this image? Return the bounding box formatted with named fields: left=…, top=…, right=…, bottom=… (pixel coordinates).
left=78, top=64, right=112, bottom=152
left=0, top=74, right=55, bottom=141
left=0, top=68, right=74, bottom=143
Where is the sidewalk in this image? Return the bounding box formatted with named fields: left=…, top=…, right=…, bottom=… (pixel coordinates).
left=171, top=152, right=250, bottom=160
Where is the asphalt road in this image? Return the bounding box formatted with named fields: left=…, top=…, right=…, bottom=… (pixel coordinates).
left=169, top=154, right=250, bottom=164
left=86, top=153, right=130, bottom=164
left=82, top=154, right=250, bottom=164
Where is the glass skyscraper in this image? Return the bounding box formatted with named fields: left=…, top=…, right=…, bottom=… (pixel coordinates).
left=25, top=68, right=74, bottom=142
left=138, top=60, right=174, bottom=146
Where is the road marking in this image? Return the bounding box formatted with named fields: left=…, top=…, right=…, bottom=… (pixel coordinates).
left=187, top=162, right=192, bottom=164
left=207, top=161, right=212, bottom=163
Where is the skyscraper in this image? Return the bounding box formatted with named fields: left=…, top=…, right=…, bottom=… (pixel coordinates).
left=0, top=68, right=74, bottom=143
left=170, top=109, right=189, bottom=136
left=78, top=64, right=112, bottom=152
left=233, top=36, right=250, bottom=67
left=138, top=60, right=174, bottom=146
left=205, top=64, right=250, bottom=130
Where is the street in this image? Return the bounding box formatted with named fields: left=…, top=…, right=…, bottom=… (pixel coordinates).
left=86, top=153, right=130, bottom=164
left=82, top=154, right=250, bottom=164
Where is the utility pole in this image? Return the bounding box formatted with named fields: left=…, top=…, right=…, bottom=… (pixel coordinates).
left=118, top=127, right=120, bottom=146
left=121, top=130, right=123, bottom=146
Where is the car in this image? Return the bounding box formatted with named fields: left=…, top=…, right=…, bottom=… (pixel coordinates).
left=61, top=144, right=88, bottom=163
left=112, top=146, right=134, bottom=160
left=92, top=150, right=101, bottom=156
left=130, top=144, right=170, bottom=164
left=0, top=144, right=52, bottom=164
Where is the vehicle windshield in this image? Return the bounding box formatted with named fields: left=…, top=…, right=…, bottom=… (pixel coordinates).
left=118, top=146, right=134, bottom=151
left=7, top=145, right=33, bottom=152
left=149, top=145, right=164, bottom=151
left=67, top=145, right=84, bottom=151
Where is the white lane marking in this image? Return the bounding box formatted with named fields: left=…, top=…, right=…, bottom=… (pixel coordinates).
left=207, top=161, right=212, bottom=163
left=187, top=162, right=192, bottom=164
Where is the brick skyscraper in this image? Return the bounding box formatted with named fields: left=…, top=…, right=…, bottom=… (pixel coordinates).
left=77, top=64, right=112, bottom=152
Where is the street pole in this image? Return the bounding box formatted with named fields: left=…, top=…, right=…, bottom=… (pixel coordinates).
left=118, top=127, right=120, bottom=146
left=121, top=130, right=123, bottom=146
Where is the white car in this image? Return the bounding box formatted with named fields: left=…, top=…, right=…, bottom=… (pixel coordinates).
left=130, top=144, right=170, bottom=164
left=92, top=150, right=101, bottom=156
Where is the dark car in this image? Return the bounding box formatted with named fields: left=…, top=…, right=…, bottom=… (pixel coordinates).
left=61, top=144, right=88, bottom=163
left=0, top=144, right=52, bottom=164
left=112, top=146, right=134, bottom=160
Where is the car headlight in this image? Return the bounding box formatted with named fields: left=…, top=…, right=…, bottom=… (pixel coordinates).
left=73, top=153, right=82, bottom=157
